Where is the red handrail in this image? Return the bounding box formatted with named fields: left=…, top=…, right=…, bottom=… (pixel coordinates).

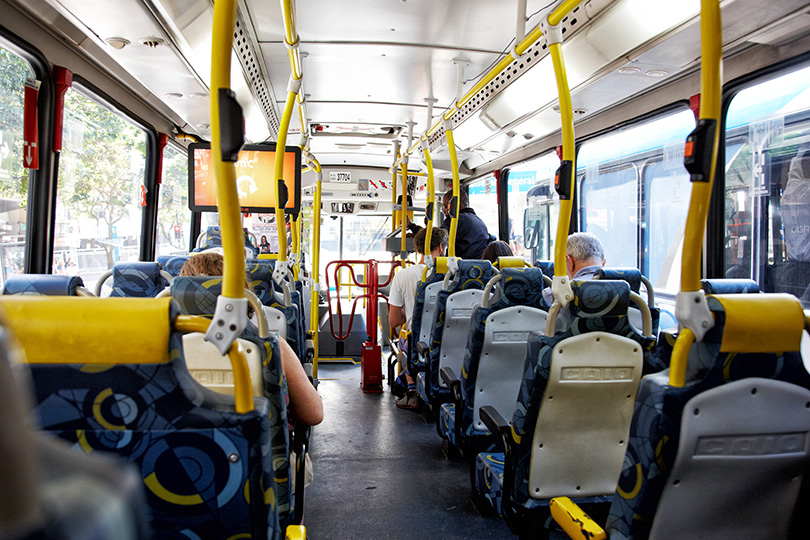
left=324, top=259, right=400, bottom=341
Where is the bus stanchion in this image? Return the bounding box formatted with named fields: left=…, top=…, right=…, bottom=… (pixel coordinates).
left=324, top=259, right=399, bottom=393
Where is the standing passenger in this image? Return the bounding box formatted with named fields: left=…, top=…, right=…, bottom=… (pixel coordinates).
left=441, top=190, right=493, bottom=259
left=388, top=227, right=448, bottom=408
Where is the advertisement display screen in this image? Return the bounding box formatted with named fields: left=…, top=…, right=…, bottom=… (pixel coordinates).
left=188, top=142, right=301, bottom=213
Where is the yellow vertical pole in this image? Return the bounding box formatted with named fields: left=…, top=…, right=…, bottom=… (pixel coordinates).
left=210, top=0, right=243, bottom=299
left=274, top=91, right=298, bottom=262
left=400, top=160, right=409, bottom=259
left=444, top=123, right=460, bottom=258
left=309, top=158, right=322, bottom=378
left=550, top=40, right=575, bottom=279
left=422, top=140, right=435, bottom=260
left=681, top=0, right=722, bottom=293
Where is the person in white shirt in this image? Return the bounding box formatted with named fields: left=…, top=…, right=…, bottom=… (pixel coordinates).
left=388, top=227, right=448, bottom=408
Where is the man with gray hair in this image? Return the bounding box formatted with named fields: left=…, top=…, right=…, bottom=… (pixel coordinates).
left=565, top=232, right=606, bottom=279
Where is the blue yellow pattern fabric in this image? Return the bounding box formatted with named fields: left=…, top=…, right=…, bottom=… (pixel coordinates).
left=247, top=262, right=306, bottom=362
left=195, top=226, right=259, bottom=258
left=595, top=267, right=661, bottom=340
left=604, top=296, right=810, bottom=540
left=27, top=303, right=284, bottom=540
left=425, top=260, right=493, bottom=404
left=109, top=262, right=168, bottom=298
left=157, top=255, right=190, bottom=277
left=455, top=268, right=548, bottom=450
left=3, top=274, right=85, bottom=296
left=475, top=453, right=505, bottom=514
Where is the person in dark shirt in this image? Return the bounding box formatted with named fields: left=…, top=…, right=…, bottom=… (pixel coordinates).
left=440, top=189, right=493, bottom=259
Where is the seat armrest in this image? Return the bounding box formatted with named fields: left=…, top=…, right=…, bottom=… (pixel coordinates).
left=417, top=340, right=430, bottom=358
left=479, top=405, right=509, bottom=439
left=549, top=497, right=606, bottom=540
left=442, top=367, right=464, bottom=447
left=440, top=366, right=459, bottom=388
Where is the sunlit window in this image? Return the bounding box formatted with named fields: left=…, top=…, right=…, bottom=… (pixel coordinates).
left=55, top=88, right=147, bottom=292
left=0, top=46, right=32, bottom=288
left=507, top=151, right=560, bottom=262
left=156, top=143, right=190, bottom=257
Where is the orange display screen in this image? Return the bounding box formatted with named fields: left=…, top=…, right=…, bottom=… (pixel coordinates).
left=188, top=143, right=301, bottom=213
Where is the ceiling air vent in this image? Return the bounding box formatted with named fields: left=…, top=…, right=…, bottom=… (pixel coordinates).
left=138, top=37, right=165, bottom=48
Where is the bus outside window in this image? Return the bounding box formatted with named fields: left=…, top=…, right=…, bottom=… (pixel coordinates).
left=156, top=143, right=190, bottom=258
left=577, top=108, right=694, bottom=293
left=54, top=88, right=147, bottom=292
left=725, top=63, right=810, bottom=308
left=506, top=151, right=560, bottom=263
left=0, top=46, right=32, bottom=289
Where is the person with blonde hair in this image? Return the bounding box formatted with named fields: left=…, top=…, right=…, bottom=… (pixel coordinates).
left=179, top=252, right=323, bottom=426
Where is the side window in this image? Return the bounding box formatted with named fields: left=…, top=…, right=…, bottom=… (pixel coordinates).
left=466, top=174, right=499, bottom=236
left=156, top=144, right=190, bottom=257
left=0, top=46, right=32, bottom=288
left=577, top=108, right=694, bottom=284
left=724, top=64, right=810, bottom=307
left=55, top=88, right=147, bottom=291
left=507, top=151, right=560, bottom=262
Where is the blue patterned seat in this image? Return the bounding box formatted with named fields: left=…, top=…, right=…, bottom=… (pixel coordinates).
left=157, top=254, right=190, bottom=277
left=3, top=274, right=89, bottom=296
left=195, top=226, right=259, bottom=258
left=440, top=267, right=549, bottom=454
left=700, top=277, right=761, bottom=294
left=247, top=262, right=306, bottom=361
left=0, top=316, right=150, bottom=540
left=416, top=260, right=493, bottom=408
left=100, top=262, right=171, bottom=297
left=600, top=293, right=810, bottom=540
left=474, top=280, right=654, bottom=536
left=595, top=267, right=662, bottom=343
left=170, top=276, right=295, bottom=523
left=2, top=297, right=285, bottom=540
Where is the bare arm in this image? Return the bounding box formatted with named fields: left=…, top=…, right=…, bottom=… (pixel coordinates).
left=389, top=304, right=406, bottom=329
left=278, top=337, right=324, bottom=426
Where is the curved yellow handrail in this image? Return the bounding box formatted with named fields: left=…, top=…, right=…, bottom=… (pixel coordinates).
left=210, top=0, right=245, bottom=299
left=445, top=127, right=460, bottom=258
left=274, top=90, right=298, bottom=262
left=175, top=315, right=254, bottom=413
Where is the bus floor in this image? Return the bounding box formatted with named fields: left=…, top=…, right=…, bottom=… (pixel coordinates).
left=306, top=361, right=516, bottom=539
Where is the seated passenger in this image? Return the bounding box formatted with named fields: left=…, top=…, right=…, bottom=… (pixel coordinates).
left=482, top=240, right=513, bottom=263
left=388, top=227, right=449, bottom=409
left=544, top=232, right=606, bottom=328
left=179, top=252, right=323, bottom=426
left=778, top=150, right=810, bottom=298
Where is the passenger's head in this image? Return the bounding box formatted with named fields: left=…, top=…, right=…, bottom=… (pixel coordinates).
left=482, top=240, right=513, bottom=263
left=442, top=189, right=469, bottom=217
left=261, top=235, right=267, bottom=243
left=414, top=226, right=448, bottom=257
left=565, top=232, right=605, bottom=278
left=180, top=252, right=255, bottom=316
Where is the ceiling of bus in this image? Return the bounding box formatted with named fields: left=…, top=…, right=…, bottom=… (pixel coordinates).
left=12, top=0, right=810, bottom=177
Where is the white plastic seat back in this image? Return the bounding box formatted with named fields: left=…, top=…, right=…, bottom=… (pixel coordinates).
left=183, top=335, right=264, bottom=397
left=649, top=378, right=810, bottom=540
left=529, top=332, right=642, bottom=499
left=473, top=306, right=548, bottom=430
left=438, top=289, right=484, bottom=387
left=263, top=305, right=288, bottom=341
left=418, top=281, right=443, bottom=346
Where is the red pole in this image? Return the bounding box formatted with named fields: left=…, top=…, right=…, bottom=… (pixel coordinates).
left=366, top=259, right=378, bottom=343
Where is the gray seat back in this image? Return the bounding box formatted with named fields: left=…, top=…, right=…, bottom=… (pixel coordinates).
left=529, top=331, right=643, bottom=498
left=473, top=306, right=548, bottom=430
left=418, top=281, right=443, bottom=347
left=438, top=289, right=484, bottom=387
left=649, top=378, right=810, bottom=540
